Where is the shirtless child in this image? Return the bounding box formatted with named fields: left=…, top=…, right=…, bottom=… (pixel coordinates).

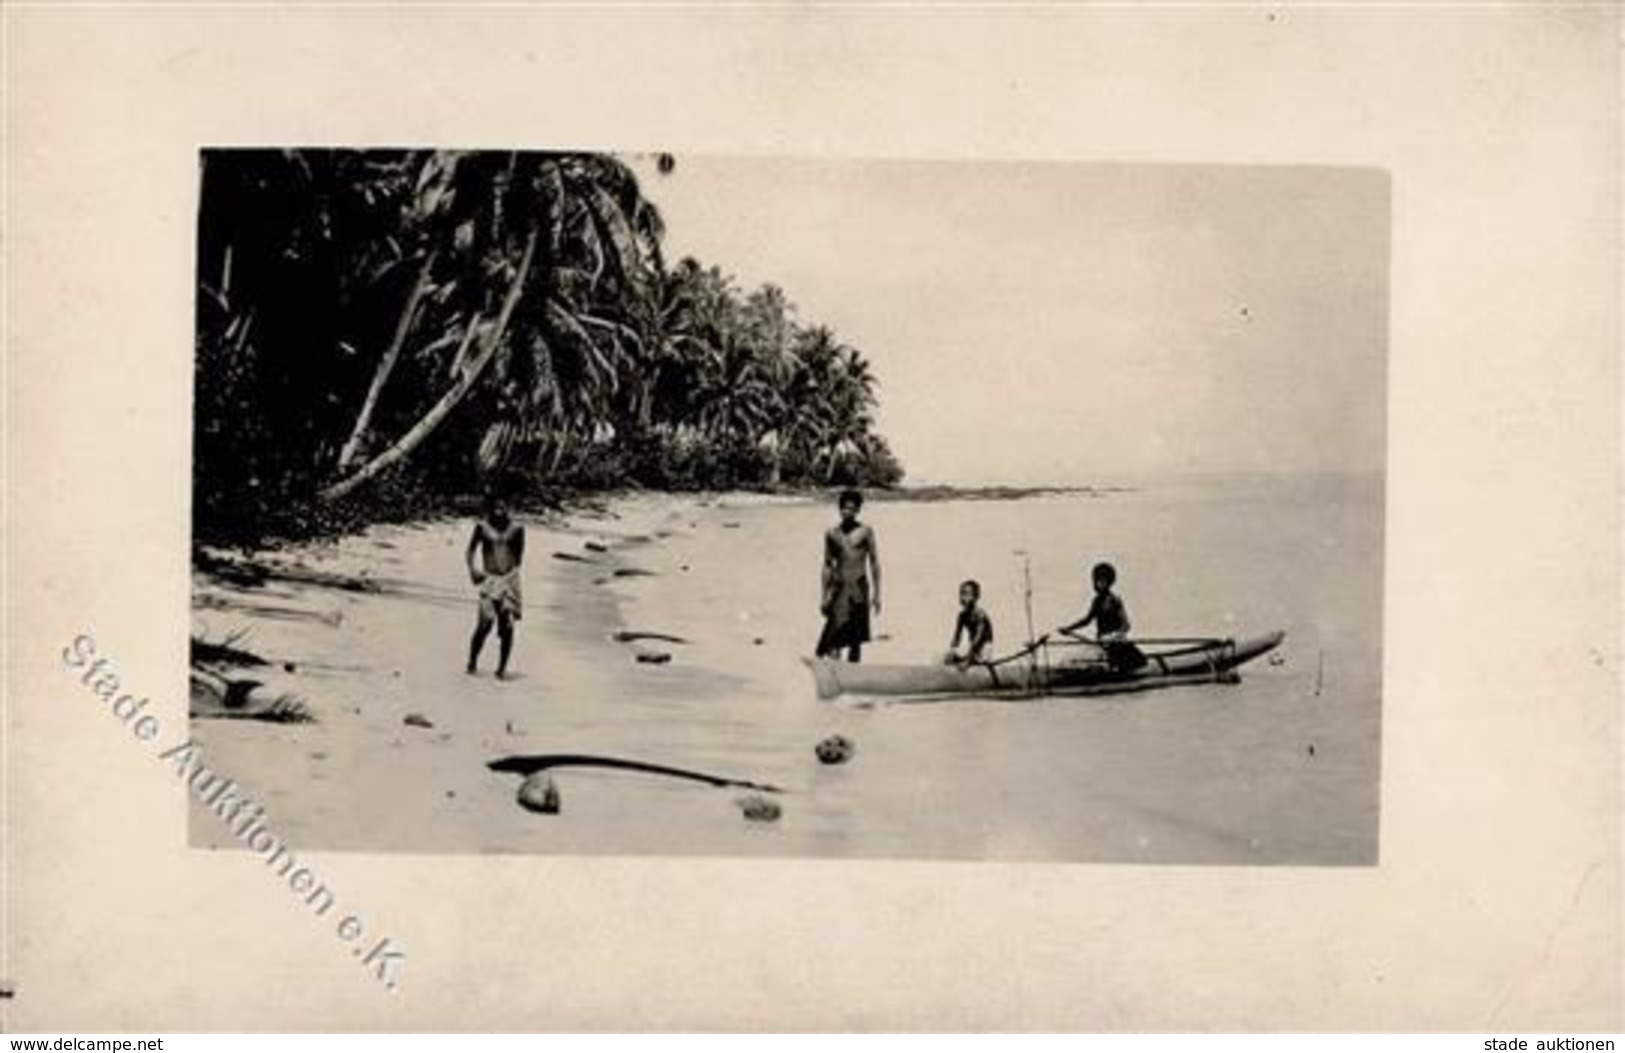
left=466, top=495, right=526, bottom=679
left=816, top=489, right=882, bottom=663
left=1058, top=560, right=1146, bottom=672
left=943, top=579, right=995, bottom=667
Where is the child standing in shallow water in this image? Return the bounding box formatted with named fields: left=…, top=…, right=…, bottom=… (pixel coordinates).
left=816, top=489, right=882, bottom=663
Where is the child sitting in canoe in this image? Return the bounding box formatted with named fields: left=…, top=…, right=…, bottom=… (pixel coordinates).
left=944, top=579, right=995, bottom=667
left=1058, top=561, right=1146, bottom=671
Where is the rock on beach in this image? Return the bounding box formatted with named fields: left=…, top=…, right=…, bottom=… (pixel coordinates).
left=517, top=773, right=561, bottom=814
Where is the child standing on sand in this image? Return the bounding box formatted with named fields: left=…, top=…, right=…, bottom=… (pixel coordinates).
left=943, top=579, right=995, bottom=667
left=466, top=495, right=526, bottom=679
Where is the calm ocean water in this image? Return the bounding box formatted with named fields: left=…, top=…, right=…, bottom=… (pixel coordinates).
left=542, top=473, right=1383, bottom=865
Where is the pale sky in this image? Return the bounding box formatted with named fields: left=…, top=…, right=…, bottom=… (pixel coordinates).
left=636, top=156, right=1387, bottom=486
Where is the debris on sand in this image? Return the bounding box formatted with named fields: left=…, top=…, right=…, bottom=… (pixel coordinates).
left=815, top=735, right=855, bottom=765
left=636, top=652, right=673, bottom=665
left=584, top=541, right=609, bottom=553
left=194, top=554, right=271, bottom=588
left=195, top=550, right=385, bottom=594
left=194, top=593, right=344, bottom=627
left=552, top=551, right=598, bottom=564
left=614, top=630, right=689, bottom=645
left=612, top=567, right=656, bottom=578
left=739, top=795, right=782, bottom=822
left=517, top=773, right=561, bottom=814
left=403, top=712, right=434, bottom=729
left=190, top=629, right=270, bottom=668
left=189, top=668, right=314, bottom=723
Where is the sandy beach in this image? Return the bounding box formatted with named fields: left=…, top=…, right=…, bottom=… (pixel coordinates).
left=188, top=475, right=1382, bottom=865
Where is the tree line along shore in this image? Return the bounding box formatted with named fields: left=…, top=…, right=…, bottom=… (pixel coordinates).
left=194, top=150, right=904, bottom=547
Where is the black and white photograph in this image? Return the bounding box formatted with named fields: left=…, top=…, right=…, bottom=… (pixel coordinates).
left=6, top=4, right=1617, bottom=1035
left=187, top=152, right=1386, bottom=864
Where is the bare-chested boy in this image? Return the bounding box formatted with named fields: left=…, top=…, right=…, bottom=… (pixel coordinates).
left=466, top=495, right=526, bottom=679
left=816, top=488, right=882, bottom=663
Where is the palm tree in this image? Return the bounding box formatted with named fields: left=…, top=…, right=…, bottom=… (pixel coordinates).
left=695, top=328, right=779, bottom=446
left=319, top=151, right=666, bottom=501
left=334, top=150, right=462, bottom=472
left=777, top=325, right=846, bottom=479
left=816, top=346, right=881, bottom=481
left=477, top=152, right=667, bottom=477
left=193, top=150, right=903, bottom=542
left=196, top=149, right=429, bottom=525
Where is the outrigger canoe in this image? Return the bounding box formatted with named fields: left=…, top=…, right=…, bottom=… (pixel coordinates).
left=806, top=631, right=1285, bottom=702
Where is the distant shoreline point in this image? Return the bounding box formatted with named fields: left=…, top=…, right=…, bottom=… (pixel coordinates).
left=870, top=484, right=1131, bottom=504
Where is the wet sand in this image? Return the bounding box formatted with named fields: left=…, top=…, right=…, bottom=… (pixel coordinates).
left=189, top=476, right=1382, bottom=863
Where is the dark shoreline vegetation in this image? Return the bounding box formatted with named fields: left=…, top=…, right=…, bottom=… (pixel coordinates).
left=193, top=479, right=1123, bottom=555
left=195, top=149, right=903, bottom=547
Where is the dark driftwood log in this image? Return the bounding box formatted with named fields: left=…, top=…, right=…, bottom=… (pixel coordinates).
left=488, top=754, right=782, bottom=794
left=613, top=630, right=688, bottom=645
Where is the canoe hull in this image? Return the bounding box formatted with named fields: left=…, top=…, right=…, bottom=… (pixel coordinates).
left=806, top=631, right=1286, bottom=702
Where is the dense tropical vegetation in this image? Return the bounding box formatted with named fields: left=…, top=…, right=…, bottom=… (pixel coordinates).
left=194, top=149, right=904, bottom=544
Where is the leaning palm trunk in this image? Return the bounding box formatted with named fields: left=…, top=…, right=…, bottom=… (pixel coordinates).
left=335, top=248, right=439, bottom=472
left=318, top=230, right=538, bottom=503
